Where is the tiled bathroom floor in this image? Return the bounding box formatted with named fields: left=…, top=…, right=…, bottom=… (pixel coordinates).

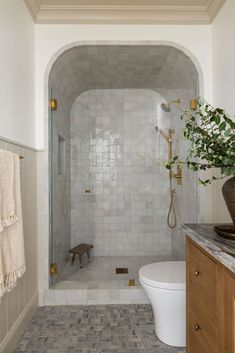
left=54, top=255, right=174, bottom=289
left=14, top=305, right=185, bottom=353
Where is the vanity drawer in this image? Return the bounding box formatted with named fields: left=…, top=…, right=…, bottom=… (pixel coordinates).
left=188, top=289, right=218, bottom=353
left=187, top=240, right=218, bottom=316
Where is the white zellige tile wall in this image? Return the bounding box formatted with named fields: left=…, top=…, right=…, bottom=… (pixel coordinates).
left=70, top=89, right=171, bottom=256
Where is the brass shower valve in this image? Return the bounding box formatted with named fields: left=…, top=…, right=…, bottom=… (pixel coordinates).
left=172, top=165, right=183, bottom=185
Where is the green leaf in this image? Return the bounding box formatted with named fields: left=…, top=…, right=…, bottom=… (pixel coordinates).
left=214, top=115, right=221, bottom=125
left=223, top=158, right=234, bottom=166
left=215, top=108, right=224, bottom=114
left=224, top=129, right=232, bottom=137
left=219, top=121, right=226, bottom=131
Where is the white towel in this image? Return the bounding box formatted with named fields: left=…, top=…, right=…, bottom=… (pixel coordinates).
left=0, top=151, right=26, bottom=299
left=0, top=150, right=18, bottom=231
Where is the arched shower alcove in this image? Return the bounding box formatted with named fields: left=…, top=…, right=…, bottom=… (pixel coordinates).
left=48, top=44, right=200, bottom=296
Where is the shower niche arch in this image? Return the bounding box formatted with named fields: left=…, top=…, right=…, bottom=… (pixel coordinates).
left=48, top=44, right=200, bottom=289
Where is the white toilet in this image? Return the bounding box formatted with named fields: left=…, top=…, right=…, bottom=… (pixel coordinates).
left=139, top=261, right=186, bottom=347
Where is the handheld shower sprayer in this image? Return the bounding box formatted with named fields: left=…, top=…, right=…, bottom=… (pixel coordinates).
left=155, top=126, right=177, bottom=228
left=155, top=97, right=199, bottom=228
left=157, top=97, right=198, bottom=228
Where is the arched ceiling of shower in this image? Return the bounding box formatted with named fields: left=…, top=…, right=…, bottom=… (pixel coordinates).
left=49, top=45, right=199, bottom=104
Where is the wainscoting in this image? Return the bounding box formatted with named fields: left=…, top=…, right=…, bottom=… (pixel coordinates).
left=0, top=139, right=39, bottom=353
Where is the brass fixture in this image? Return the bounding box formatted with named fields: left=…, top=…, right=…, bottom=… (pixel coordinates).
left=85, top=189, right=91, bottom=194
left=160, top=99, right=181, bottom=113
left=129, top=279, right=136, bottom=286
left=19, top=155, right=24, bottom=159
left=167, top=129, right=174, bottom=161
left=50, top=263, right=58, bottom=275
left=156, top=127, right=177, bottom=228
left=156, top=128, right=183, bottom=184
left=155, top=127, right=175, bottom=160
left=157, top=97, right=200, bottom=227
left=161, top=98, right=199, bottom=113
left=158, top=98, right=201, bottom=227
left=49, top=98, right=57, bottom=111
left=190, top=99, right=198, bottom=110
left=173, top=164, right=183, bottom=185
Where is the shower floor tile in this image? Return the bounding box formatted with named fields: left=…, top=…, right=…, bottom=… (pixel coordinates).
left=14, top=305, right=185, bottom=353
left=54, top=255, right=174, bottom=289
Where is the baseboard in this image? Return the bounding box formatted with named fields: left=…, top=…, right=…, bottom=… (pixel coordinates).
left=0, top=292, right=38, bottom=353
left=38, top=290, right=44, bottom=306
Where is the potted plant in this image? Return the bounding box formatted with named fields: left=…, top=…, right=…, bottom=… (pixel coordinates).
left=166, top=98, right=235, bottom=234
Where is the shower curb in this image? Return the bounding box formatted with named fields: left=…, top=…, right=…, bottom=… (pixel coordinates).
left=43, top=287, right=149, bottom=305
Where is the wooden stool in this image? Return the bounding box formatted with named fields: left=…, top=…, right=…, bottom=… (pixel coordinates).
left=68, top=243, right=93, bottom=267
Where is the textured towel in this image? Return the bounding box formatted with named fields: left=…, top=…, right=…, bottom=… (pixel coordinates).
left=0, top=150, right=18, bottom=231
left=0, top=151, right=26, bottom=299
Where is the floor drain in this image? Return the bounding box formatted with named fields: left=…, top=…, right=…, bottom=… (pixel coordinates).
left=116, top=268, right=128, bottom=274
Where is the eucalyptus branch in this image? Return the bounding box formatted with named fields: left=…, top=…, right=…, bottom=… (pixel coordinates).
left=177, top=106, right=212, bottom=138
left=166, top=98, right=235, bottom=185
left=166, top=158, right=234, bottom=169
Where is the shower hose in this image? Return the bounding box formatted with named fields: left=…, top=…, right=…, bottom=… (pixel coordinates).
left=167, top=176, right=177, bottom=229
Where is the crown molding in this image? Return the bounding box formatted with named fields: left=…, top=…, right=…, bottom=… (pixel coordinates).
left=36, top=5, right=210, bottom=24
left=207, top=0, right=226, bottom=21
left=23, top=0, right=227, bottom=25
left=23, top=0, right=41, bottom=20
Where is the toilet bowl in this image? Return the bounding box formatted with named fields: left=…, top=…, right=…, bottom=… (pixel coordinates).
left=139, top=261, right=186, bottom=347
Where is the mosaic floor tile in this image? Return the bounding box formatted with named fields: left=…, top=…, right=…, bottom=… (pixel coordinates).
left=14, top=305, right=185, bottom=353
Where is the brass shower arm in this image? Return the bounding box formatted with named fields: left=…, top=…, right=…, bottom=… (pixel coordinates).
left=168, top=99, right=181, bottom=106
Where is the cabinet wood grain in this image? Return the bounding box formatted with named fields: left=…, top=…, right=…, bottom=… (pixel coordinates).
left=221, top=270, right=235, bottom=353
left=186, top=238, right=235, bottom=353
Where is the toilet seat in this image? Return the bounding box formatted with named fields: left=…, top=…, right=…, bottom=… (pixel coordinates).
left=139, top=261, right=185, bottom=291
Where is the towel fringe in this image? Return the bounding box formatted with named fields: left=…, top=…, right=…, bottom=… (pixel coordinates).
left=0, top=265, right=26, bottom=299
left=0, top=214, right=18, bottom=232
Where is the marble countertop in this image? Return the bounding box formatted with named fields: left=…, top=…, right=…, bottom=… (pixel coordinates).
left=182, top=223, right=235, bottom=274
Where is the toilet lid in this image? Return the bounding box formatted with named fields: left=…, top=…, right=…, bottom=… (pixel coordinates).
left=139, top=261, right=186, bottom=290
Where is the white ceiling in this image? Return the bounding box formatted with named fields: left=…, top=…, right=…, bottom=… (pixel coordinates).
left=24, top=0, right=226, bottom=24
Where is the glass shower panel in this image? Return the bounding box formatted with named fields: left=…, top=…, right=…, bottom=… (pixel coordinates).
left=49, top=86, right=71, bottom=287
left=49, top=86, right=56, bottom=286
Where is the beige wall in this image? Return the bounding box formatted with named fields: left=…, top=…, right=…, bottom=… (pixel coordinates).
left=0, top=0, right=35, bottom=148
left=0, top=1, right=38, bottom=350
left=0, top=140, right=38, bottom=353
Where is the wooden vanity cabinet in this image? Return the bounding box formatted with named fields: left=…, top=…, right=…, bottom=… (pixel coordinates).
left=221, top=269, right=235, bottom=353
left=186, top=238, right=235, bottom=353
